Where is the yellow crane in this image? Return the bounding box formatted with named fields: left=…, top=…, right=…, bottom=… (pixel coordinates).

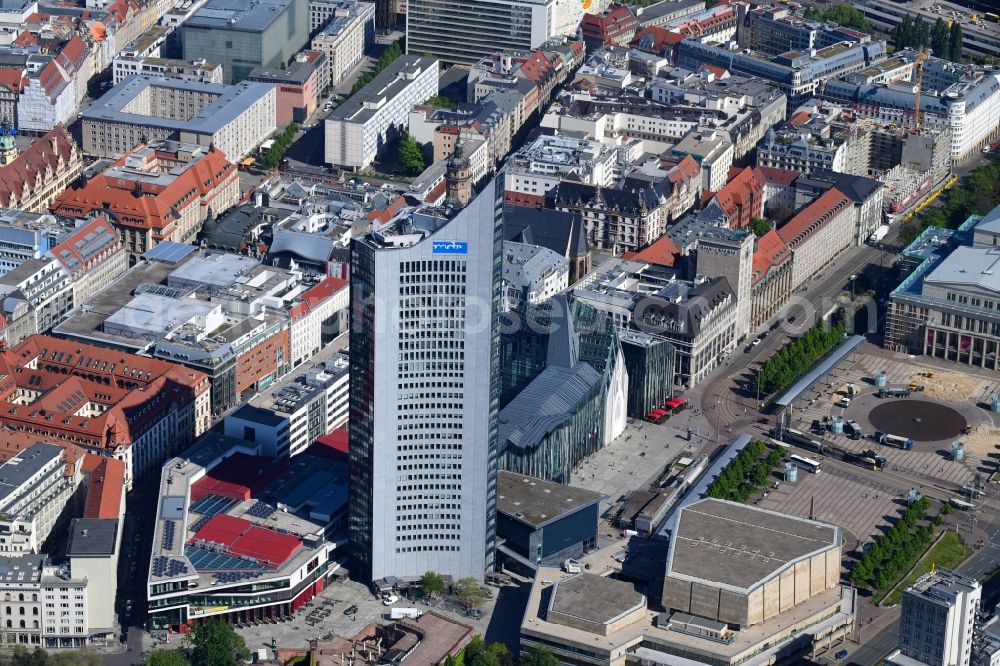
left=913, top=48, right=929, bottom=130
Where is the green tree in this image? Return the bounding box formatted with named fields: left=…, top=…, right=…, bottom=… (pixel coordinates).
left=424, top=94, right=457, bottom=109
left=470, top=652, right=502, bottom=666
left=940, top=502, right=953, bottom=515
left=189, top=620, right=250, bottom=666
left=748, top=217, right=771, bottom=236
left=488, top=643, right=513, bottom=666
left=894, top=15, right=913, bottom=49
left=48, top=650, right=101, bottom=666
left=821, top=5, right=871, bottom=32
left=398, top=132, right=426, bottom=174
left=463, top=635, right=486, bottom=662
left=146, top=651, right=192, bottom=666
left=421, top=570, right=446, bottom=597
left=519, top=647, right=560, bottom=666
left=456, top=577, right=489, bottom=610
left=931, top=18, right=949, bottom=59
left=948, top=21, right=963, bottom=62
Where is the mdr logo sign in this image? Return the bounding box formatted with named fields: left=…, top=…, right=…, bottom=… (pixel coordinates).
left=432, top=241, right=468, bottom=254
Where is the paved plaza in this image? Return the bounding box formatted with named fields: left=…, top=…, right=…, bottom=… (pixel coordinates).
left=757, top=467, right=901, bottom=553
left=569, top=416, right=716, bottom=531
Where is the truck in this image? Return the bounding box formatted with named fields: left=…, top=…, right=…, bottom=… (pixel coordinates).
left=390, top=608, right=423, bottom=620
left=844, top=420, right=862, bottom=440
left=879, top=385, right=911, bottom=398
left=869, top=225, right=889, bottom=243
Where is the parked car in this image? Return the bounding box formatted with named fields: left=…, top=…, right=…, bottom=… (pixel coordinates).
left=837, top=398, right=851, bottom=408
left=382, top=594, right=399, bottom=606
left=835, top=649, right=849, bottom=660
left=751, top=338, right=762, bottom=347
left=343, top=605, right=359, bottom=616
left=787, top=315, right=796, bottom=323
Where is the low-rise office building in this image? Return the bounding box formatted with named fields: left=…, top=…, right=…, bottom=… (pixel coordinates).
left=501, top=241, right=568, bottom=312
left=224, top=344, right=349, bottom=459
left=324, top=55, right=438, bottom=169
left=777, top=187, right=855, bottom=292
left=248, top=53, right=324, bottom=125
left=80, top=76, right=277, bottom=160
left=0, top=443, right=76, bottom=555
left=496, top=471, right=601, bottom=574
left=53, top=245, right=304, bottom=416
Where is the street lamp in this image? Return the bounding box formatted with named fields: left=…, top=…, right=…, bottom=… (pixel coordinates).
left=849, top=274, right=857, bottom=301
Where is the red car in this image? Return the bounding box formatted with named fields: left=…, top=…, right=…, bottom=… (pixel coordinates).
left=755, top=417, right=769, bottom=425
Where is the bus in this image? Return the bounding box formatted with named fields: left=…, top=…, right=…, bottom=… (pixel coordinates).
left=879, top=433, right=913, bottom=450
left=790, top=454, right=822, bottom=474
left=985, top=12, right=999, bottom=22
left=949, top=497, right=975, bottom=512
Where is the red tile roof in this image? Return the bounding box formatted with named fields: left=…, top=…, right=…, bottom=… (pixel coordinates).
left=787, top=111, right=812, bottom=127
left=83, top=455, right=125, bottom=519
left=624, top=234, right=681, bottom=268
left=756, top=166, right=799, bottom=188
left=699, top=64, right=728, bottom=78
left=751, top=229, right=790, bottom=285
left=0, top=125, right=79, bottom=209
left=777, top=188, right=851, bottom=247
left=0, top=335, right=209, bottom=450
left=51, top=145, right=235, bottom=238
left=667, top=155, right=701, bottom=184
left=0, top=69, right=25, bottom=93
left=707, top=166, right=764, bottom=224
left=290, top=276, right=348, bottom=320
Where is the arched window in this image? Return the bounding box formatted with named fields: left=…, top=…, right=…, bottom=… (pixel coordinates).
left=18, top=620, right=24, bottom=629
left=30, top=621, right=37, bottom=629
left=4, top=607, right=9, bottom=615
left=17, top=594, right=22, bottom=602
left=30, top=595, right=36, bottom=602
left=5, top=620, right=10, bottom=628
left=18, top=608, right=23, bottom=615
left=31, top=608, right=37, bottom=616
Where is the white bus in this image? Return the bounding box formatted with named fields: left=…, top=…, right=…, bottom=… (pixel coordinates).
left=790, top=454, right=822, bottom=474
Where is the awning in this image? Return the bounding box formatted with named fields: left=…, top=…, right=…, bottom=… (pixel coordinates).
left=666, top=397, right=686, bottom=409
left=649, top=409, right=668, bottom=418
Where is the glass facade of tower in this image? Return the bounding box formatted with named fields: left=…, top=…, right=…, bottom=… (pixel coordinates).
left=348, top=180, right=502, bottom=582
left=406, top=0, right=555, bottom=65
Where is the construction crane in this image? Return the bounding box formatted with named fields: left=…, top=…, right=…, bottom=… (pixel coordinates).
left=913, top=48, right=929, bottom=130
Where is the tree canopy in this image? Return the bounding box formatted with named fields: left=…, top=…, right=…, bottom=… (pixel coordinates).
left=189, top=620, right=250, bottom=666
left=804, top=5, right=870, bottom=32
left=146, top=651, right=192, bottom=666
left=421, top=570, right=446, bottom=597
left=755, top=320, right=845, bottom=396
left=747, top=217, right=772, bottom=237
left=898, top=158, right=1000, bottom=245
left=456, top=577, right=489, bottom=609
left=398, top=132, right=426, bottom=174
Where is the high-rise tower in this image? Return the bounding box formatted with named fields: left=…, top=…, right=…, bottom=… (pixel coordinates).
left=348, top=177, right=502, bottom=582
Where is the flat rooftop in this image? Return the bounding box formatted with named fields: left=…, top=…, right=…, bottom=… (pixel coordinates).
left=0, top=442, right=62, bottom=509
left=248, top=340, right=349, bottom=415
left=53, top=249, right=200, bottom=348
left=667, top=498, right=839, bottom=591
left=328, top=55, right=435, bottom=126
left=497, top=471, right=602, bottom=528
left=185, top=0, right=296, bottom=32
left=66, top=518, right=119, bottom=557
left=549, top=573, right=645, bottom=626
left=923, top=246, right=1000, bottom=294
left=523, top=558, right=856, bottom=665
left=82, top=75, right=273, bottom=136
